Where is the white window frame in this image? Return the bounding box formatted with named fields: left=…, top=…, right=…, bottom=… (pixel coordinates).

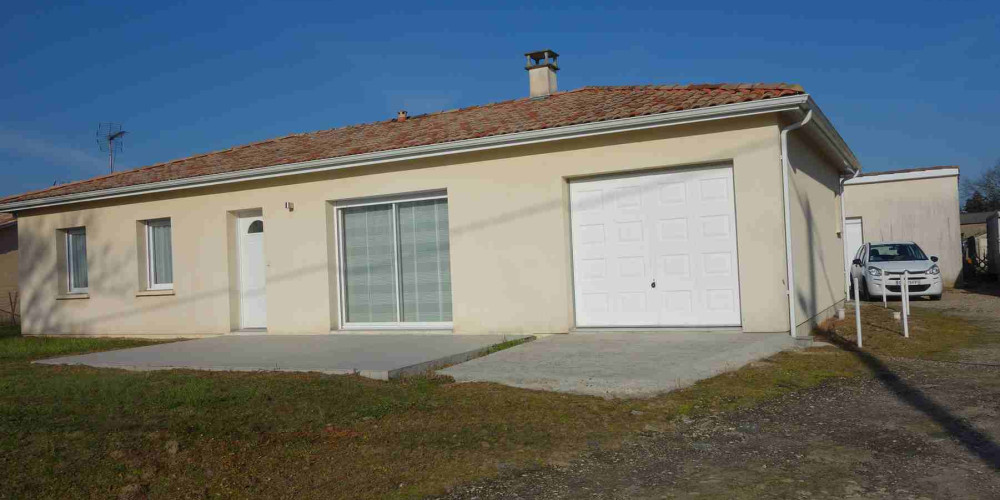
left=145, top=218, right=174, bottom=290
left=334, top=190, right=452, bottom=330
left=65, top=227, right=88, bottom=294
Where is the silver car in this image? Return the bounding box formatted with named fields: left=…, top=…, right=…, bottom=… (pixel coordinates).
left=850, top=241, right=943, bottom=301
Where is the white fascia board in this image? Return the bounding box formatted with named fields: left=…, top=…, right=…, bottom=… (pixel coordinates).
left=844, top=168, right=959, bottom=185
left=0, top=93, right=854, bottom=212
left=801, top=97, right=861, bottom=174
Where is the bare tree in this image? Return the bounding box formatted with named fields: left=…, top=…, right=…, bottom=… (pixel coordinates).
left=962, top=159, right=1000, bottom=211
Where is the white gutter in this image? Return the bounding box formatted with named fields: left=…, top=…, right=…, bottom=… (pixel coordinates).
left=0, top=93, right=859, bottom=213
left=839, top=169, right=860, bottom=297
left=780, top=109, right=813, bottom=337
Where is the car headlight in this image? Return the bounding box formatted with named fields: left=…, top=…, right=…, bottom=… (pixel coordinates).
left=867, top=267, right=882, bottom=277
left=927, top=264, right=940, bottom=276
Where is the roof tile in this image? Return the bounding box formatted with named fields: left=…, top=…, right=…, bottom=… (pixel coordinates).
left=1, top=83, right=804, bottom=206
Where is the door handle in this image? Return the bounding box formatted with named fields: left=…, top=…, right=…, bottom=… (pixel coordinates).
left=650, top=279, right=656, bottom=289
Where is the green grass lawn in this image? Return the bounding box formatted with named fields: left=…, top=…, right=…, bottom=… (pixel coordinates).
left=0, top=308, right=992, bottom=499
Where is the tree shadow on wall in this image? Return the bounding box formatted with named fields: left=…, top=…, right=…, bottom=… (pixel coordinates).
left=19, top=130, right=781, bottom=334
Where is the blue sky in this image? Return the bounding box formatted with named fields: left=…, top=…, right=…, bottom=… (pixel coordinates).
left=1, top=0, right=997, bottom=199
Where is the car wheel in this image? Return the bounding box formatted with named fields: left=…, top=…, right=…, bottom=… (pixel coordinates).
left=860, top=278, right=870, bottom=301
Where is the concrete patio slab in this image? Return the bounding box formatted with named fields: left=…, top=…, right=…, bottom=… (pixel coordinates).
left=438, top=332, right=798, bottom=398
left=35, top=334, right=532, bottom=380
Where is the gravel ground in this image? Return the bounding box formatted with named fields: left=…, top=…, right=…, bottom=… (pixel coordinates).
left=436, top=290, right=1000, bottom=499
left=912, top=284, right=1000, bottom=316
left=911, top=285, right=1000, bottom=364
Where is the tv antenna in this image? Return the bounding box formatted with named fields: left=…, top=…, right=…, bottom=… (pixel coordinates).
left=96, top=123, right=127, bottom=174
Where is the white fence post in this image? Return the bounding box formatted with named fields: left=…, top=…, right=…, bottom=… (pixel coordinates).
left=881, top=270, right=887, bottom=308
left=853, top=275, right=863, bottom=348
left=902, top=270, right=910, bottom=339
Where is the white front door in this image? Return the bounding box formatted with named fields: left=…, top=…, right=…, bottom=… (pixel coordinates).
left=239, top=215, right=267, bottom=329
left=844, top=218, right=864, bottom=279
left=570, top=165, right=741, bottom=327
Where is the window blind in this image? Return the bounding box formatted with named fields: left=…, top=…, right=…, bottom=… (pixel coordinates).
left=397, top=199, right=452, bottom=322
left=342, top=205, right=398, bottom=322
left=67, top=229, right=88, bottom=290
left=150, top=221, right=173, bottom=285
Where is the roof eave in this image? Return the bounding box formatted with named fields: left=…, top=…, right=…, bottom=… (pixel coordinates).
left=844, top=167, right=960, bottom=185
left=0, top=93, right=853, bottom=212
left=799, top=96, right=861, bottom=175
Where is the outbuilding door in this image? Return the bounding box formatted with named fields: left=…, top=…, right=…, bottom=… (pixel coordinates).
left=843, top=217, right=864, bottom=278
left=239, top=215, right=267, bottom=329
left=570, top=165, right=741, bottom=327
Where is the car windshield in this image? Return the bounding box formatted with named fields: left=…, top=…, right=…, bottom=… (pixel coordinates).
left=868, top=243, right=927, bottom=262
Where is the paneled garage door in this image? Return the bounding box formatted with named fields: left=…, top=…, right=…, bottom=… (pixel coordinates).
left=570, top=165, right=742, bottom=327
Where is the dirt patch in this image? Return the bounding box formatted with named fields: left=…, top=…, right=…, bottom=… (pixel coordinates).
left=5, top=292, right=999, bottom=499
left=438, top=292, right=1000, bottom=499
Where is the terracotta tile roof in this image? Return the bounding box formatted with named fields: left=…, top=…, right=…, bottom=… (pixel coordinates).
left=0, top=213, right=13, bottom=226
left=0, top=83, right=804, bottom=206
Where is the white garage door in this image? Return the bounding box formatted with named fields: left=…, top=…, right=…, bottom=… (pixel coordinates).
left=570, top=165, right=741, bottom=327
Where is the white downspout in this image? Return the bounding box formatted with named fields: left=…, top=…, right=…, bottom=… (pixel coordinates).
left=840, top=169, right=860, bottom=298
left=780, top=109, right=812, bottom=337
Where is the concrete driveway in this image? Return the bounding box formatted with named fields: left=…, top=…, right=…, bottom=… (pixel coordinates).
left=439, top=332, right=798, bottom=398
left=35, top=334, right=530, bottom=380
left=37, top=331, right=797, bottom=396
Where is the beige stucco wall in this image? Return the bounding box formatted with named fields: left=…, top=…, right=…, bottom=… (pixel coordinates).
left=786, top=133, right=847, bottom=336
left=845, top=175, right=962, bottom=286
left=16, top=115, right=805, bottom=337
left=0, top=223, right=17, bottom=323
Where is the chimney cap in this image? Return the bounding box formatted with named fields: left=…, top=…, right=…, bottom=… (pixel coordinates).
left=525, top=49, right=559, bottom=59
left=397, top=110, right=408, bottom=122
left=525, top=49, right=559, bottom=71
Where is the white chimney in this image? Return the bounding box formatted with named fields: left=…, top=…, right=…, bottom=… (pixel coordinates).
left=525, top=49, right=559, bottom=97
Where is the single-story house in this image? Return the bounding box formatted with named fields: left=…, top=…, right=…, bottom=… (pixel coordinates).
left=960, top=211, right=996, bottom=261
left=843, top=166, right=962, bottom=286
left=962, top=211, right=1000, bottom=276
left=0, top=213, right=17, bottom=324
left=0, top=51, right=860, bottom=338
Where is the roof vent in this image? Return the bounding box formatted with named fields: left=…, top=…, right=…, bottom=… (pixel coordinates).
left=525, top=49, right=558, bottom=97
left=397, top=110, right=408, bottom=122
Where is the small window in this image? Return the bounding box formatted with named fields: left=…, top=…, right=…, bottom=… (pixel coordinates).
left=65, top=228, right=88, bottom=293
left=247, top=220, right=263, bottom=234
left=145, top=219, right=173, bottom=290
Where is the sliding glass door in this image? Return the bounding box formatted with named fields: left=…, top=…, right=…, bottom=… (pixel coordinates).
left=339, top=195, right=452, bottom=328
left=341, top=204, right=398, bottom=323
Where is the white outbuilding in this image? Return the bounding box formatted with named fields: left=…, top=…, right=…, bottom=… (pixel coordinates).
left=843, top=166, right=961, bottom=286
